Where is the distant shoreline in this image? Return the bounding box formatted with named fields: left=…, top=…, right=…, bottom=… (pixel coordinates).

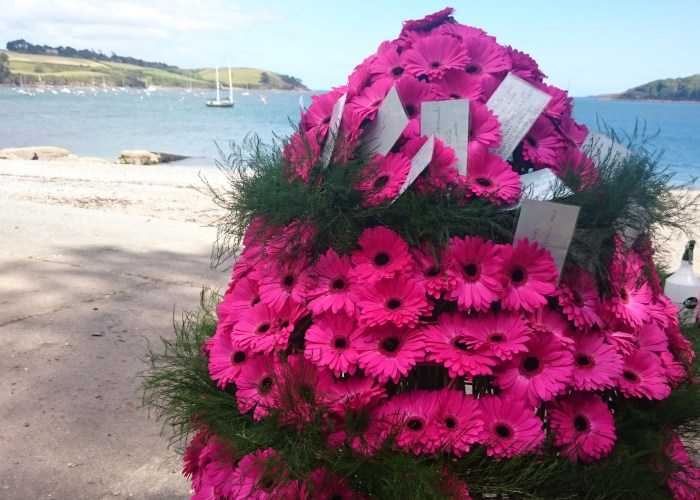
left=590, top=94, right=700, bottom=104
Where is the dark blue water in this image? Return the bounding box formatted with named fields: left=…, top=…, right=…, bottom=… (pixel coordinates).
left=0, top=88, right=697, bottom=185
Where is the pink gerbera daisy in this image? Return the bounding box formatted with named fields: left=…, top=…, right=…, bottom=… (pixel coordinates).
left=356, top=151, right=412, bottom=206
left=424, top=311, right=498, bottom=378
left=326, top=374, right=387, bottom=415
left=395, top=74, right=435, bottom=133
left=236, top=355, right=278, bottom=420
left=617, top=348, right=671, bottom=400
left=506, top=47, right=546, bottom=83
left=410, top=243, right=457, bottom=299
left=358, top=275, right=432, bottom=328
left=522, top=115, right=566, bottom=167
left=403, top=34, right=470, bottom=81
left=346, top=77, right=394, bottom=123
left=432, top=68, right=483, bottom=101
left=307, top=467, right=362, bottom=500
left=304, top=312, right=363, bottom=377
left=526, top=306, right=574, bottom=346
left=500, top=238, right=558, bottom=313
left=536, top=82, right=572, bottom=120
left=225, top=276, right=262, bottom=319
left=307, top=248, right=360, bottom=317
left=351, top=226, right=413, bottom=282
left=378, top=390, right=440, bottom=454
left=556, top=266, right=604, bottom=330
left=549, top=391, right=617, bottom=462
left=465, top=309, right=531, bottom=361
left=301, top=88, right=347, bottom=140
left=257, top=258, right=314, bottom=311
left=282, top=129, right=321, bottom=183
left=402, top=136, right=460, bottom=193
left=369, top=40, right=407, bottom=87
left=635, top=321, right=669, bottom=353
left=553, top=145, right=600, bottom=190
left=465, top=149, right=521, bottom=205
left=601, top=272, right=653, bottom=331
left=231, top=302, right=289, bottom=354
left=494, top=333, right=574, bottom=406
left=208, top=329, right=252, bottom=388
left=665, top=432, right=700, bottom=500
left=433, top=388, right=484, bottom=456
left=468, top=101, right=502, bottom=157
left=445, top=234, right=504, bottom=312
left=570, top=331, right=624, bottom=391
left=478, top=394, right=545, bottom=458
left=228, top=448, right=294, bottom=499
left=463, top=35, right=511, bottom=77
left=356, top=324, right=425, bottom=383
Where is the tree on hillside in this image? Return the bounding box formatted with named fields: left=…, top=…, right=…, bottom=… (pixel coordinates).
left=0, top=52, right=10, bottom=83
left=260, top=72, right=270, bottom=85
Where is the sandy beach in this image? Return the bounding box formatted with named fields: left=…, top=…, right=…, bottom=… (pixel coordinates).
left=0, top=158, right=229, bottom=499
left=0, top=156, right=698, bottom=499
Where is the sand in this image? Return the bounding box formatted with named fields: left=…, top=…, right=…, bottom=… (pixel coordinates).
left=0, top=157, right=697, bottom=499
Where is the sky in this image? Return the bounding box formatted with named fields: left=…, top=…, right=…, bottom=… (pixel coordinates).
left=1, top=0, right=699, bottom=96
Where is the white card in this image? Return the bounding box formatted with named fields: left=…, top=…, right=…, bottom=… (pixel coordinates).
left=513, top=199, right=580, bottom=278
left=486, top=73, right=552, bottom=160
left=520, top=168, right=573, bottom=201
left=582, top=130, right=630, bottom=168
left=320, top=93, right=347, bottom=168
left=360, top=86, right=409, bottom=157
left=396, top=134, right=435, bottom=198
left=420, top=99, right=469, bottom=175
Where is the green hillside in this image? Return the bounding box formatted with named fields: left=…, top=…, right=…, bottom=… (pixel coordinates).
left=616, top=74, right=700, bottom=101
left=0, top=50, right=307, bottom=90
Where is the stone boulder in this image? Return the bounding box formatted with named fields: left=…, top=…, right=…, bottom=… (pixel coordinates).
left=0, top=146, right=72, bottom=161
left=117, top=150, right=188, bottom=165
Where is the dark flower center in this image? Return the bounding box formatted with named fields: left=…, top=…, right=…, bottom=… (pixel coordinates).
left=373, top=175, right=390, bottom=190
left=392, top=66, right=404, bottom=76
left=232, top=351, right=246, bottom=364
left=445, top=417, right=456, bottom=428
left=526, top=136, right=537, bottom=147
left=407, top=419, right=422, bottom=431
left=427, top=267, right=440, bottom=277
left=572, top=290, right=585, bottom=307
left=464, top=263, right=479, bottom=278
left=576, top=355, right=591, bottom=367
left=496, top=425, right=511, bottom=438
left=283, top=275, right=295, bottom=287
left=405, top=105, right=415, bottom=117
left=251, top=296, right=261, bottom=306
left=334, top=337, right=348, bottom=349
left=382, top=337, right=400, bottom=352
left=619, top=288, right=630, bottom=303
left=430, top=61, right=441, bottom=68
left=257, top=323, right=271, bottom=334
left=332, top=278, right=346, bottom=290
left=523, top=356, right=540, bottom=373
left=454, top=337, right=470, bottom=351
left=623, top=370, right=638, bottom=382
left=387, top=299, right=402, bottom=310
left=450, top=93, right=461, bottom=99
left=489, top=333, right=505, bottom=343
left=260, top=377, right=273, bottom=394
left=476, top=177, right=492, bottom=187
left=299, top=384, right=314, bottom=403
left=511, top=267, right=526, bottom=285
left=466, top=65, right=479, bottom=74
left=374, top=252, right=390, bottom=266
left=574, top=415, right=588, bottom=432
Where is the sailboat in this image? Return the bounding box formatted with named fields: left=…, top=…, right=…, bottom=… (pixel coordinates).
left=205, top=65, right=234, bottom=108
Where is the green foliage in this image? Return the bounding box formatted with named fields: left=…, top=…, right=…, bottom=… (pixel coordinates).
left=619, top=74, right=700, bottom=101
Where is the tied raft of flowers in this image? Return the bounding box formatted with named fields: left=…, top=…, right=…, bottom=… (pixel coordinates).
left=143, top=7, right=700, bottom=499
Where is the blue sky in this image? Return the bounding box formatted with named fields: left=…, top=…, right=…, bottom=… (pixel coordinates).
left=2, top=0, right=699, bottom=96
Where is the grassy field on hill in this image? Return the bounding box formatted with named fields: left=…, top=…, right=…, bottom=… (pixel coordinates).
left=1, top=50, right=306, bottom=90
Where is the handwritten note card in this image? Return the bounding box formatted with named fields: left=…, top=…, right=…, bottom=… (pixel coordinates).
left=520, top=168, right=572, bottom=201
left=420, top=99, right=469, bottom=175
left=513, top=199, right=580, bottom=278
left=486, top=73, right=552, bottom=160
left=320, top=93, right=347, bottom=168
left=581, top=130, right=630, bottom=168
left=396, top=134, right=435, bottom=198
left=360, top=86, right=409, bottom=157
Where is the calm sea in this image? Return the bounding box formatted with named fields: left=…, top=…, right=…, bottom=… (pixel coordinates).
left=0, top=87, right=698, bottom=185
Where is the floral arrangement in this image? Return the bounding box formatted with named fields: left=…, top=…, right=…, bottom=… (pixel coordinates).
left=143, top=7, right=700, bottom=499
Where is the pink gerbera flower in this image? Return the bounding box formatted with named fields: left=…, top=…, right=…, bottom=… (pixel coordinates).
left=301, top=88, right=347, bottom=140
left=465, top=149, right=521, bottom=205
left=468, top=101, right=502, bottom=157
left=378, top=390, right=440, bottom=454
left=636, top=321, right=669, bottom=353
left=346, top=77, right=394, bottom=123
left=369, top=40, right=407, bottom=87
left=425, top=311, right=498, bottom=378
left=402, top=136, right=460, bottom=193
left=494, top=333, right=574, bottom=406
left=358, top=275, right=432, bottom=328
left=445, top=234, right=504, bottom=312
left=522, top=115, right=565, bottom=167
left=527, top=307, right=574, bottom=346
left=617, top=349, right=671, bottom=400
left=307, top=467, right=361, bottom=500
left=570, top=331, right=624, bottom=391
left=478, top=394, right=545, bottom=458
left=463, top=35, right=511, bottom=77
left=356, top=324, right=425, bottom=383
left=351, top=226, right=413, bottom=282
left=228, top=448, right=293, bottom=499
left=236, top=355, right=278, bottom=420
left=665, top=432, right=700, bottom=500
left=304, top=312, right=363, bottom=377
left=282, top=128, right=321, bottom=183
left=395, top=74, right=435, bottom=133
left=536, top=82, right=572, bottom=120
left=257, top=258, right=314, bottom=310
left=553, top=146, right=600, bottom=190
left=500, top=238, right=558, bottom=313
left=465, top=309, right=531, bottom=361
left=307, top=248, right=360, bottom=317
left=549, top=391, right=617, bottom=462
left=556, top=266, right=604, bottom=330
left=433, top=388, right=483, bottom=456
left=403, top=34, right=471, bottom=81
left=231, top=302, right=289, bottom=354
left=506, top=47, right=546, bottom=83
left=356, top=151, right=412, bottom=206
left=410, top=243, right=457, bottom=299
left=208, top=329, right=252, bottom=388
left=326, top=374, right=387, bottom=415
left=432, top=68, right=482, bottom=101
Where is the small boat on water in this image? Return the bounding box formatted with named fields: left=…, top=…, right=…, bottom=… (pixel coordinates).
left=205, top=66, right=234, bottom=108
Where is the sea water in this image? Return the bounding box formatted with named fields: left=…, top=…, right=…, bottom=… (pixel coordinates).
left=0, top=87, right=698, bottom=185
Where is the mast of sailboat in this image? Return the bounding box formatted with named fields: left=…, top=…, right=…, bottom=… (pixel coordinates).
left=228, top=64, right=233, bottom=102
left=215, top=67, right=221, bottom=102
